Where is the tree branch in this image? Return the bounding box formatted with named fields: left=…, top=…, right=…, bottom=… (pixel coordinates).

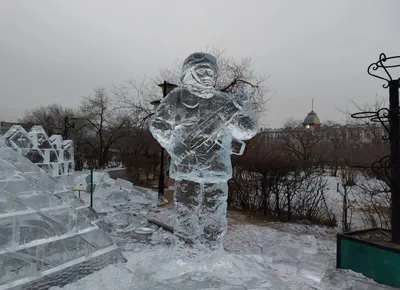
left=221, top=78, right=259, bottom=92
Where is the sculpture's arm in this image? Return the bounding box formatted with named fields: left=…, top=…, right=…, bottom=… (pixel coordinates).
left=227, top=93, right=258, bottom=140
left=148, top=97, right=175, bottom=149
left=149, top=94, right=192, bottom=162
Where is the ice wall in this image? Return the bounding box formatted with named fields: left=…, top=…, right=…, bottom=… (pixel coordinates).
left=0, top=137, right=125, bottom=290
left=2, top=125, right=74, bottom=178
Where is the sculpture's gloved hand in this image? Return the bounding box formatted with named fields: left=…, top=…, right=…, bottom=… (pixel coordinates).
left=232, top=92, right=251, bottom=112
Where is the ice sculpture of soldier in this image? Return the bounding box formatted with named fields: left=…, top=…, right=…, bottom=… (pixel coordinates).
left=149, top=52, right=258, bottom=257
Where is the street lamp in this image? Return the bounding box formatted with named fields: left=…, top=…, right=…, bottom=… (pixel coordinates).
left=63, top=116, right=84, bottom=139
left=53, top=117, right=84, bottom=138
left=152, top=81, right=178, bottom=198
left=63, top=116, right=85, bottom=171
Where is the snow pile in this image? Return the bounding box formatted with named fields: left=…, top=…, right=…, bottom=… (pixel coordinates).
left=52, top=173, right=394, bottom=290
left=74, top=171, right=116, bottom=190
left=71, top=171, right=171, bottom=250
left=73, top=171, right=159, bottom=214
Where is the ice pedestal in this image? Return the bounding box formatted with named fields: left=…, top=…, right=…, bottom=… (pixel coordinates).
left=0, top=138, right=125, bottom=290
left=296, top=235, right=327, bottom=283
left=115, top=178, right=133, bottom=190
left=297, top=253, right=328, bottom=283
left=106, top=189, right=129, bottom=206
left=256, top=234, right=327, bottom=284
left=300, top=234, right=318, bottom=254
left=261, top=246, right=301, bottom=263
left=127, top=248, right=291, bottom=290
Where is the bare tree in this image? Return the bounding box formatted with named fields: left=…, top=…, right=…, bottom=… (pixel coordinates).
left=354, top=171, right=391, bottom=229
left=279, top=119, right=324, bottom=161
left=341, top=96, right=391, bottom=229
left=337, top=166, right=358, bottom=231
left=19, top=103, right=75, bottom=135
left=78, top=88, right=131, bottom=168
left=229, top=132, right=336, bottom=226
left=342, top=96, right=389, bottom=166
left=112, top=128, right=160, bottom=184
left=313, top=124, right=360, bottom=176
left=111, top=78, right=157, bottom=128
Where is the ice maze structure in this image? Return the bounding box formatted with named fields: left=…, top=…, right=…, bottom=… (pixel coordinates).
left=2, top=125, right=74, bottom=178
left=0, top=137, right=125, bottom=290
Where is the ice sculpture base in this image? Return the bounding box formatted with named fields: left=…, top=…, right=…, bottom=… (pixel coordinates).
left=127, top=247, right=291, bottom=290
left=3, top=246, right=125, bottom=290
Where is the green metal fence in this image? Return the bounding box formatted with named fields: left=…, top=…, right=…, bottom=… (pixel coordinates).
left=337, top=230, right=400, bottom=288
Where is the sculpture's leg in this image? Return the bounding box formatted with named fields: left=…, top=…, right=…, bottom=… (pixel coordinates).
left=201, top=182, right=228, bottom=254
left=174, top=179, right=203, bottom=257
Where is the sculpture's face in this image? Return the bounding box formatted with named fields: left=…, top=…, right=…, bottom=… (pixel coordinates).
left=193, top=65, right=216, bottom=87
left=180, top=53, right=218, bottom=91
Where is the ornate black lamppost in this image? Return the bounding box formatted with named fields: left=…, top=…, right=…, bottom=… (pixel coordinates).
left=351, top=53, right=400, bottom=243
left=150, top=81, right=178, bottom=198
left=64, top=116, right=80, bottom=139
left=55, top=116, right=85, bottom=171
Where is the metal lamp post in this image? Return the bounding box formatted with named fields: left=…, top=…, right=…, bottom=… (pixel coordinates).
left=150, top=81, right=178, bottom=198
left=54, top=117, right=82, bottom=138
left=351, top=53, right=400, bottom=243
left=62, top=116, right=85, bottom=171
left=63, top=116, right=82, bottom=139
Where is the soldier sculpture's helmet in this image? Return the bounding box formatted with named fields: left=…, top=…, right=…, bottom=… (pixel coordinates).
left=180, top=52, right=218, bottom=84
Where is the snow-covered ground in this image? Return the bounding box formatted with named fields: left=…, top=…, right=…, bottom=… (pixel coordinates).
left=49, top=172, right=394, bottom=290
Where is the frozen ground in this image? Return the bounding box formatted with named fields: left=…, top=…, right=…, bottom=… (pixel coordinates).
left=49, top=172, right=394, bottom=290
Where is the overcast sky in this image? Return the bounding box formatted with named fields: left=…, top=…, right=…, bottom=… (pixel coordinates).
left=1, top=0, right=400, bottom=128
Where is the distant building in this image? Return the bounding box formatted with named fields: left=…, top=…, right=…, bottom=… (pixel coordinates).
left=302, top=110, right=321, bottom=129
left=259, top=98, right=382, bottom=144
left=302, top=98, right=321, bottom=129
left=260, top=123, right=379, bottom=144
left=0, top=121, right=34, bottom=135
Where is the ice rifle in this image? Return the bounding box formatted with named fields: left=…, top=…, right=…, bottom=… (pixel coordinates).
left=173, top=98, right=247, bottom=162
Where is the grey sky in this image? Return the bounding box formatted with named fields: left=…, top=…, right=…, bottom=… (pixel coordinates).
left=1, top=0, right=400, bottom=128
